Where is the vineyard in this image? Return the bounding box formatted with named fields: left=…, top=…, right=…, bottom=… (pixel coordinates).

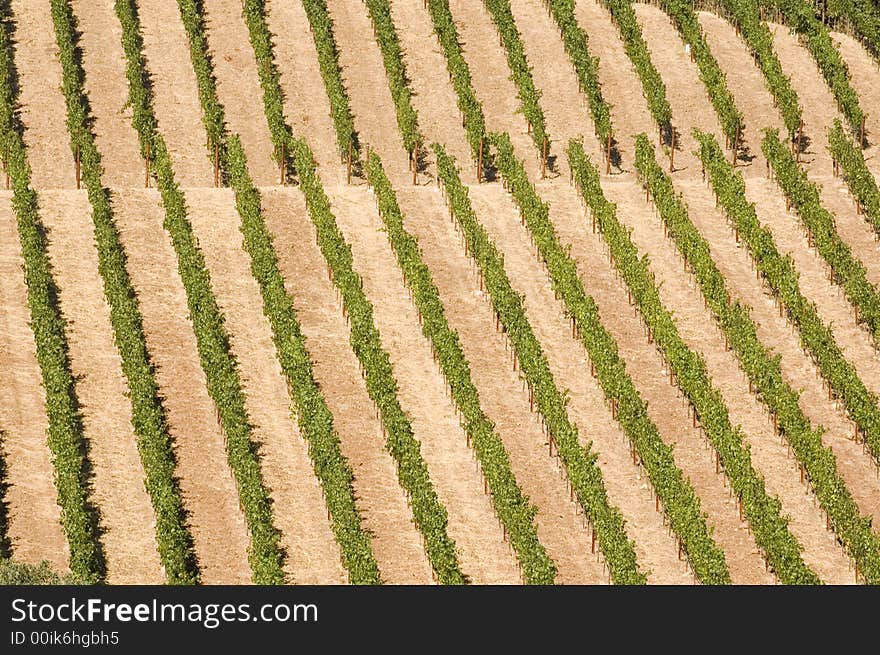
left=2, top=0, right=880, bottom=585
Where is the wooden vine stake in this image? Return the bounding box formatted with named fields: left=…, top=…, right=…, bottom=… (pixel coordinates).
left=214, top=144, right=220, bottom=187
left=346, top=141, right=353, bottom=185
left=75, top=143, right=81, bottom=190
left=605, top=133, right=612, bottom=174
left=732, top=125, right=740, bottom=169
left=796, top=120, right=803, bottom=163
left=541, top=137, right=547, bottom=179
left=412, top=142, right=419, bottom=185
left=279, top=143, right=286, bottom=185
left=860, top=117, right=866, bottom=149
left=145, top=142, right=150, bottom=189
left=669, top=130, right=675, bottom=173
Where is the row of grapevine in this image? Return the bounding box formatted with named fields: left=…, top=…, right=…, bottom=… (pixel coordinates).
left=694, top=130, right=880, bottom=582
left=433, top=142, right=647, bottom=584
left=52, top=0, right=200, bottom=584
left=544, top=0, right=614, bottom=159
left=763, top=130, right=880, bottom=342
left=480, top=0, right=549, bottom=158
left=301, top=0, right=358, bottom=158
left=488, top=133, right=728, bottom=584
left=425, top=0, right=489, bottom=171
left=225, top=137, right=381, bottom=583
left=364, top=152, right=554, bottom=583
left=621, top=138, right=815, bottom=583
left=656, top=0, right=744, bottom=145
left=828, top=119, right=880, bottom=237
left=363, top=0, right=422, bottom=156
left=176, top=0, right=226, bottom=156
left=703, top=0, right=803, bottom=137
left=759, top=0, right=865, bottom=138
left=113, top=0, right=285, bottom=584
left=598, top=0, right=672, bottom=139
left=240, top=0, right=292, bottom=171
left=179, top=0, right=382, bottom=585
left=824, top=0, right=880, bottom=60
left=0, top=0, right=107, bottom=584
left=291, top=138, right=465, bottom=584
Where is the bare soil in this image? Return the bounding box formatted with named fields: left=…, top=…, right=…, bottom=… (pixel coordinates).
left=472, top=184, right=720, bottom=582
left=261, top=186, right=434, bottom=584
left=508, top=0, right=603, bottom=177
left=326, top=184, right=522, bottom=584
left=264, top=0, right=344, bottom=183
left=446, top=0, right=540, bottom=178
left=600, top=177, right=854, bottom=583
left=399, top=185, right=681, bottom=584
left=112, top=189, right=252, bottom=584
left=138, top=0, right=214, bottom=187
left=324, top=0, right=411, bottom=185
left=70, top=0, right=142, bottom=188
left=10, top=0, right=73, bottom=189
left=0, top=195, right=68, bottom=571
left=39, top=190, right=163, bottom=584
left=186, top=188, right=346, bottom=584
left=387, top=0, right=473, bottom=177
left=202, top=0, right=277, bottom=186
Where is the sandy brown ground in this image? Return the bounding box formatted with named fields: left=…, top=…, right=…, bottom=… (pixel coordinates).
left=573, top=0, right=656, bottom=169
left=446, top=0, right=540, bottom=179
left=832, top=31, right=880, bottom=182
left=113, top=189, right=252, bottom=584
left=697, top=11, right=785, bottom=178
left=512, top=183, right=775, bottom=583
left=261, top=187, right=433, bottom=584
left=324, top=0, right=411, bottom=185
left=138, top=0, right=214, bottom=187
left=400, top=186, right=686, bottom=583
left=70, top=0, right=142, bottom=188
left=327, top=184, right=522, bottom=583
left=264, top=0, right=344, bottom=184
left=672, top=177, right=880, bottom=526
left=186, top=188, right=346, bottom=584
left=10, top=0, right=72, bottom=189
left=39, top=191, right=163, bottom=584
left=0, top=195, right=68, bottom=571
left=696, top=22, right=880, bottom=403
left=202, top=0, right=277, bottom=186
left=387, top=0, right=473, bottom=177
left=508, top=0, right=603, bottom=177
left=471, top=184, right=733, bottom=582
left=759, top=23, right=880, bottom=291
left=633, top=4, right=718, bottom=175
left=632, top=6, right=880, bottom=538
left=597, top=178, right=855, bottom=583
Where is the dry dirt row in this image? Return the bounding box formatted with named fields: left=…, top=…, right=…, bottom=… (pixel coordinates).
left=325, top=0, right=411, bottom=185
left=139, top=0, right=214, bottom=187
left=112, top=190, right=253, bottom=584
left=326, top=185, right=521, bottom=583
left=40, top=191, right=163, bottom=585
left=447, top=0, right=541, bottom=179
left=625, top=5, right=880, bottom=534
left=202, top=0, right=278, bottom=186
left=10, top=0, right=163, bottom=582
left=260, top=187, right=435, bottom=584
left=264, top=0, right=344, bottom=183
left=399, top=185, right=687, bottom=584
left=185, top=189, right=346, bottom=584
left=387, top=0, right=472, bottom=177
left=0, top=195, right=67, bottom=572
